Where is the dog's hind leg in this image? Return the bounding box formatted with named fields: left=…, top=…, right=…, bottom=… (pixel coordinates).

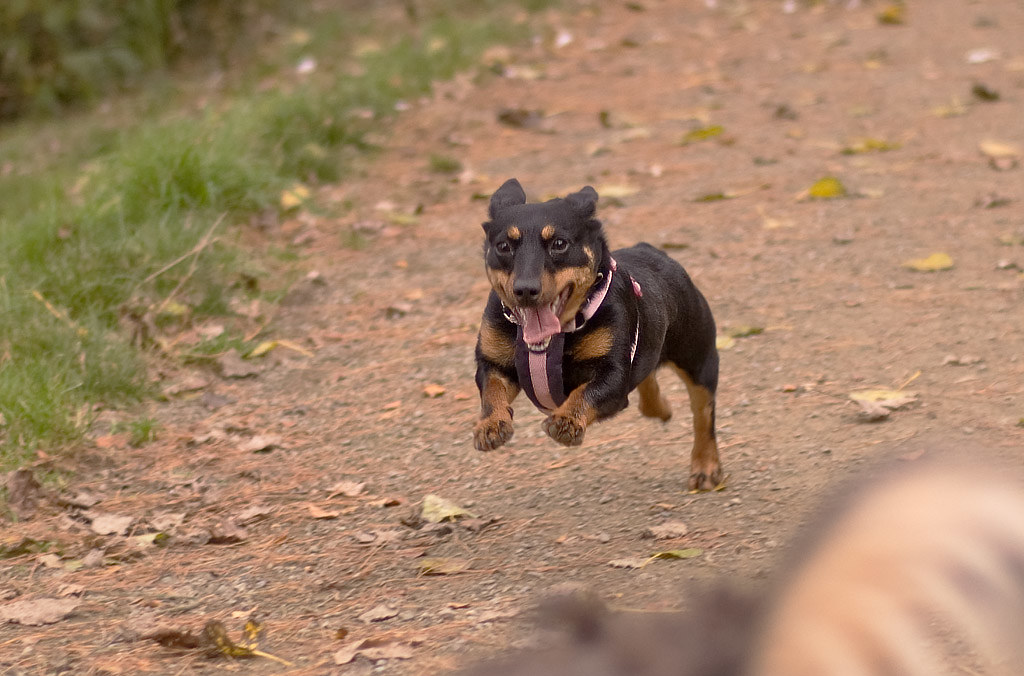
left=669, top=361, right=722, bottom=491
left=637, top=371, right=672, bottom=421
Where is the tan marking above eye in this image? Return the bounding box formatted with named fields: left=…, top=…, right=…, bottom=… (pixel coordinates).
left=541, top=225, right=556, bottom=240
left=506, top=226, right=521, bottom=240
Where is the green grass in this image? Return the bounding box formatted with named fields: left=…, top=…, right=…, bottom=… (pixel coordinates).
left=0, top=1, right=550, bottom=468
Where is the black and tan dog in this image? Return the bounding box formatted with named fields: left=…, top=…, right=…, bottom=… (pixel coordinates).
left=473, top=178, right=721, bottom=490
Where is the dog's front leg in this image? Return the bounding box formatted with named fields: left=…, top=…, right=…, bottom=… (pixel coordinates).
left=542, top=384, right=597, bottom=446
left=543, top=363, right=628, bottom=446
left=474, top=371, right=519, bottom=451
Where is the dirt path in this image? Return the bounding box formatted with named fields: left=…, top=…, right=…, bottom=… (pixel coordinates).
left=4, top=1, right=1024, bottom=674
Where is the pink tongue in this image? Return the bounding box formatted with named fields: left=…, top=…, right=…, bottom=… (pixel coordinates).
left=522, top=307, right=562, bottom=346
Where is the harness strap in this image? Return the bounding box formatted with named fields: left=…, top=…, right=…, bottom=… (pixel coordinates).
left=511, top=257, right=643, bottom=413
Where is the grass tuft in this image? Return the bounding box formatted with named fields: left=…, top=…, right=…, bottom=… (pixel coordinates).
left=0, top=1, right=550, bottom=468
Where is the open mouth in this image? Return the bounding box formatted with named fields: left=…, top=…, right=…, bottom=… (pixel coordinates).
left=509, top=283, right=574, bottom=352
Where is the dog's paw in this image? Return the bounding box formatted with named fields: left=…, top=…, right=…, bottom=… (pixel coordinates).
left=474, top=417, right=514, bottom=451
left=543, top=413, right=586, bottom=446
left=688, top=462, right=723, bottom=492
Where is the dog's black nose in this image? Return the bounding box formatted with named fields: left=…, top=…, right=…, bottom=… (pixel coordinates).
left=513, top=278, right=542, bottom=304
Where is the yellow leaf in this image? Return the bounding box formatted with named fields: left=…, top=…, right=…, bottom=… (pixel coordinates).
left=716, top=335, right=736, bottom=350
left=902, top=252, right=953, bottom=272
left=275, top=339, right=314, bottom=357
left=247, top=340, right=278, bottom=358
left=680, top=125, right=724, bottom=145
left=649, top=548, right=703, bottom=560
left=596, top=184, right=639, bottom=199
left=421, top=494, right=476, bottom=523
left=849, top=389, right=916, bottom=403
left=418, top=557, right=470, bottom=575
left=841, top=138, right=901, bottom=155
left=280, top=184, right=310, bottom=210
left=807, top=176, right=846, bottom=199
left=979, top=140, right=1021, bottom=159
left=877, top=4, right=905, bottom=25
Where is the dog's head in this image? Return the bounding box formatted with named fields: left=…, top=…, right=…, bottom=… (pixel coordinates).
left=482, top=178, right=607, bottom=351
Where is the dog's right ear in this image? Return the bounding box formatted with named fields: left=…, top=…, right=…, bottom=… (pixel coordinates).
left=489, top=178, right=527, bottom=219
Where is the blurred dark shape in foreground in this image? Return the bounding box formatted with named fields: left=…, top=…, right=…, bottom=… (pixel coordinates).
left=465, top=455, right=1024, bottom=675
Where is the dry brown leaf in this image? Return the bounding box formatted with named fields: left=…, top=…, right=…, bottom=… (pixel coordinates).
left=418, top=557, right=471, bottom=575
left=306, top=503, right=340, bottom=520
left=358, top=604, right=398, bottom=623
left=328, top=480, right=366, bottom=498
left=88, top=512, right=134, bottom=536
left=0, top=597, right=80, bottom=625
left=422, top=383, right=446, bottom=398
left=239, top=435, right=281, bottom=453
left=334, top=637, right=417, bottom=665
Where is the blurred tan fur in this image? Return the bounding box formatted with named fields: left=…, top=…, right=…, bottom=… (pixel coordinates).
left=467, top=456, right=1024, bottom=675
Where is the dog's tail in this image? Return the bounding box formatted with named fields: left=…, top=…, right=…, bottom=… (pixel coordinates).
left=751, top=462, right=1024, bottom=676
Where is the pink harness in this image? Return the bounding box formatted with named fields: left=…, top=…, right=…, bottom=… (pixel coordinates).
left=510, top=258, right=642, bottom=413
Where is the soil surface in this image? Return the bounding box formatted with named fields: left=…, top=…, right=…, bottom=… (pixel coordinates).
left=4, top=1, right=1024, bottom=674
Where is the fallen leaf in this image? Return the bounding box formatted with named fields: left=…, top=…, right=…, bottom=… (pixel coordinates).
left=942, top=355, right=982, bottom=366
left=902, top=252, right=953, bottom=272
left=727, top=325, right=764, bottom=338
left=0, top=537, right=48, bottom=559
left=235, top=504, right=273, bottom=525
left=306, top=503, right=340, bottom=520
left=421, top=494, right=477, bottom=523
left=841, top=138, right=901, bottom=154
left=334, top=637, right=416, bottom=664
left=497, top=108, right=545, bottom=129
left=133, top=533, right=169, bottom=548
left=202, top=620, right=293, bottom=666
left=680, top=124, right=725, bottom=145
left=876, top=4, right=905, bottom=25
left=280, top=183, right=310, bottom=210
left=596, top=184, right=639, bottom=199
left=5, top=469, right=42, bottom=520
left=328, top=481, right=366, bottom=498
left=422, top=384, right=446, bottom=398
left=88, top=512, right=134, bottom=536
left=150, top=512, right=186, bottom=531
left=642, top=521, right=690, bottom=540
left=418, top=557, right=470, bottom=575
left=850, top=389, right=918, bottom=421
left=979, top=140, right=1020, bottom=159
left=207, top=521, right=248, bottom=544
left=359, top=604, right=399, bottom=623
left=247, top=340, right=278, bottom=358
left=38, top=553, right=63, bottom=569
left=715, top=335, right=736, bottom=350
left=971, top=83, right=1000, bottom=102
left=806, top=176, right=846, bottom=199
left=650, top=548, right=703, bottom=560
left=240, top=435, right=282, bottom=453
left=932, top=97, right=969, bottom=118
left=0, top=597, right=80, bottom=625
left=965, top=47, right=1000, bottom=64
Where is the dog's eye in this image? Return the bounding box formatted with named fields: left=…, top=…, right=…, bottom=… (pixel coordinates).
left=495, top=241, right=512, bottom=255
left=550, top=238, right=569, bottom=254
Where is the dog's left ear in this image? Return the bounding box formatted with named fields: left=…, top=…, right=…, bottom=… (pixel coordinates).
left=565, top=186, right=598, bottom=219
